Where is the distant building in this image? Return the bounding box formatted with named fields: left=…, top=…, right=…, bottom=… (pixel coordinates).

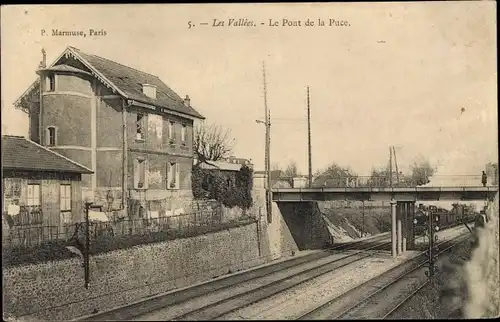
left=14, top=46, right=205, bottom=215
left=223, top=156, right=254, bottom=168
left=253, top=170, right=292, bottom=189
left=2, top=135, right=93, bottom=243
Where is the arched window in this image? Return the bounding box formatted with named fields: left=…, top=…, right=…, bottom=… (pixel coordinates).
left=46, top=127, right=56, bottom=146
left=47, top=74, right=56, bottom=92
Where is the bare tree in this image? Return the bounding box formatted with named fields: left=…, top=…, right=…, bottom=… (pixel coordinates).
left=283, top=161, right=299, bottom=179
left=194, top=122, right=235, bottom=167
left=410, top=158, right=435, bottom=186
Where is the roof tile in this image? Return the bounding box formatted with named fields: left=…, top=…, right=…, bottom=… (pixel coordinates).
left=70, top=47, right=205, bottom=119
left=2, top=136, right=93, bottom=174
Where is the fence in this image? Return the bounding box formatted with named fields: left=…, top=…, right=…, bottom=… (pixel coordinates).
left=3, top=207, right=256, bottom=249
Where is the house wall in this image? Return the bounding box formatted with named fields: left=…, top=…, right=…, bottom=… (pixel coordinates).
left=28, top=68, right=196, bottom=213
left=126, top=107, right=195, bottom=211
left=2, top=171, right=83, bottom=229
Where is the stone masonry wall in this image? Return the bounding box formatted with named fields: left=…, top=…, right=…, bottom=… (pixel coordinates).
left=3, top=223, right=265, bottom=321
left=3, top=174, right=301, bottom=321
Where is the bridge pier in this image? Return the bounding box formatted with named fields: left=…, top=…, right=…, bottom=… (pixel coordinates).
left=396, top=203, right=403, bottom=255
left=393, top=201, right=417, bottom=258
left=391, top=199, right=397, bottom=258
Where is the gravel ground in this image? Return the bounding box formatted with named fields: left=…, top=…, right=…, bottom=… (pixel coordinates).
left=218, top=252, right=417, bottom=320
left=219, top=225, right=472, bottom=320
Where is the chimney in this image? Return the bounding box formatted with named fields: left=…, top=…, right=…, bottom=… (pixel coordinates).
left=39, top=48, right=47, bottom=69
left=142, top=84, right=157, bottom=99
left=183, top=95, right=190, bottom=107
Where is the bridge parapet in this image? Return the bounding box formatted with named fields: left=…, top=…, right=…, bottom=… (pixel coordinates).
left=278, top=175, right=497, bottom=189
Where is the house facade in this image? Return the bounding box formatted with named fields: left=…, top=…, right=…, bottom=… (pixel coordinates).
left=15, top=47, right=205, bottom=217
left=2, top=135, right=93, bottom=245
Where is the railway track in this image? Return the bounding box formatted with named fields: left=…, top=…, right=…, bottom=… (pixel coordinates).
left=296, top=233, right=470, bottom=320
left=82, top=234, right=390, bottom=321
left=169, top=238, right=392, bottom=321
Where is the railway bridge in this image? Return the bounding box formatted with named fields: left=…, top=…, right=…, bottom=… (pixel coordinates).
left=270, top=175, right=498, bottom=258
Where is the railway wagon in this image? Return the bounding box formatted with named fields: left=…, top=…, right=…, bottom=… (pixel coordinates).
left=414, top=206, right=475, bottom=236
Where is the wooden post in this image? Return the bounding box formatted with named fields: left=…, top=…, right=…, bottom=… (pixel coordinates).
left=307, top=86, right=312, bottom=188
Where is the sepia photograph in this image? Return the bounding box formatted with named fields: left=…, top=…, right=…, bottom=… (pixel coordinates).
left=1, top=2, right=498, bottom=321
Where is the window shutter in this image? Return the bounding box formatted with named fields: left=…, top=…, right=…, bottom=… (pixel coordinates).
left=166, top=162, right=171, bottom=188
left=60, top=185, right=65, bottom=210
left=175, top=163, right=180, bottom=189
left=144, top=160, right=149, bottom=189
left=34, top=185, right=40, bottom=206
left=134, top=159, right=140, bottom=189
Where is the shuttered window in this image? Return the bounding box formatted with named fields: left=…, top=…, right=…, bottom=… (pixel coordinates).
left=27, top=184, right=41, bottom=206
left=134, top=158, right=149, bottom=189
left=60, top=184, right=71, bottom=211
left=166, top=162, right=180, bottom=189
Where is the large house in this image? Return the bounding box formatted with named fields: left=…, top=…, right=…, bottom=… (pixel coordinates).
left=2, top=135, right=93, bottom=246
left=14, top=46, right=205, bottom=217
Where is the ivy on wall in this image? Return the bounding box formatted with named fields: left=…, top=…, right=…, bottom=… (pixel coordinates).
left=192, top=165, right=253, bottom=209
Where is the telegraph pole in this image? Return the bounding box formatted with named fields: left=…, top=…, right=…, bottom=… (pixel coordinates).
left=262, top=62, right=272, bottom=223
left=389, top=146, right=393, bottom=188
left=307, top=86, right=312, bottom=188
left=426, top=209, right=439, bottom=282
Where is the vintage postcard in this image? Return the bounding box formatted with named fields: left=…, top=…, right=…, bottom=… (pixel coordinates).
left=1, top=2, right=498, bottom=321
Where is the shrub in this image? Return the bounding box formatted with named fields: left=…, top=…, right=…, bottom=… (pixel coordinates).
left=192, top=164, right=253, bottom=209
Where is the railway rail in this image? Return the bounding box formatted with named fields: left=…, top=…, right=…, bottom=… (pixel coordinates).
left=83, top=234, right=391, bottom=321
left=296, top=233, right=470, bottom=320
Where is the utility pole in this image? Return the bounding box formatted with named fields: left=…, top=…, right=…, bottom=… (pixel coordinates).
left=307, top=86, right=312, bottom=188
left=393, top=146, right=400, bottom=184
left=426, top=209, right=439, bottom=282
left=362, top=200, right=365, bottom=238
left=262, top=62, right=272, bottom=223
left=389, top=146, right=393, bottom=188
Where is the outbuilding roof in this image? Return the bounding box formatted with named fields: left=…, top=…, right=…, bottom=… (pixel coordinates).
left=2, top=135, right=94, bottom=174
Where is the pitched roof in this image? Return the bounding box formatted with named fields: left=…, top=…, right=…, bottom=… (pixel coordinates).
left=15, top=46, right=205, bottom=120
left=197, top=160, right=243, bottom=171
left=2, top=136, right=93, bottom=174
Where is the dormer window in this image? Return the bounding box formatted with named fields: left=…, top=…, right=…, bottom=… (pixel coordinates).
left=47, top=74, right=56, bottom=92
left=46, top=127, right=57, bottom=146
left=142, top=84, right=157, bottom=99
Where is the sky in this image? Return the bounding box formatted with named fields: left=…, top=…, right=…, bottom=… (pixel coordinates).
left=1, top=2, right=497, bottom=177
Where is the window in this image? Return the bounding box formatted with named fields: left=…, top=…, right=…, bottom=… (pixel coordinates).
left=181, top=124, right=186, bottom=144
left=4, top=178, right=21, bottom=199
left=168, top=121, right=175, bottom=143
left=47, top=127, right=56, bottom=146
left=60, top=184, right=71, bottom=211
left=167, top=162, right=180, bottom=189
left=27, top=184, right=41, bottom=206
left=136, top=113, right=145, bottom=141
left=47, top=74, right=55, bottom=92
left=134, top=158, right=148, bottom=189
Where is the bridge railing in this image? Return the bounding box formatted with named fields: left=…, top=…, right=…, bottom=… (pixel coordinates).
left=277, top=175, right=497, bottom=189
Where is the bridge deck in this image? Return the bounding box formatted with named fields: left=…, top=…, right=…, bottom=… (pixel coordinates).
left=271, top=186, right=498, bottom=202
